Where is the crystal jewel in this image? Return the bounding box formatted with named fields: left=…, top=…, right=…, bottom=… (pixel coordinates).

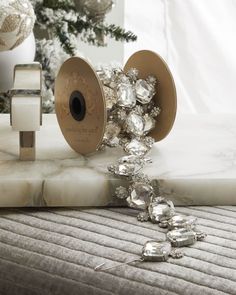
left=126, top=68, right=139, bottom=82
left=167, top=228, right=197, bottom=247
left=141, top=241, right=171, bottom=262
left=103, top=122, right=120, bottom=144
left=109, top=161, right=142, bottom=177
left=135, top=79, right=155, bottom=104
left=103, top=86, right=117, bottom=110
left=117, top=83, right=136, bottom=108
left=143, top=114, right=156, bottom=134
left=124, top=139, right=149, bottom=156
left=126, top=182, right=153, bottom=209
left=148, top=200, right=174, bottom=224
left=97, top=68, right=113, bottom=85
left=168, top=215, right=197, bottom=230
left=125, top=112, right=145, bottom=136
left=118, top=155, right=146, bottom=165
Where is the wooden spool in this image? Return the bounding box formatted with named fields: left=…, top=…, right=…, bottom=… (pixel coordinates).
left=55, top=50, right=177, bottom=155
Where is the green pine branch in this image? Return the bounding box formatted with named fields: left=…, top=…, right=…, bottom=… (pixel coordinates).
left=34, top=0, right=137, bottom=56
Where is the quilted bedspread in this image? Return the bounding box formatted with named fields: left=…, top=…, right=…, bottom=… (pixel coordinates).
left=0, top=206, right=236, bottom=295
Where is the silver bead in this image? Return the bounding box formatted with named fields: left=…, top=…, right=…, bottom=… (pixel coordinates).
left=137, top=211, right=149, bottom=222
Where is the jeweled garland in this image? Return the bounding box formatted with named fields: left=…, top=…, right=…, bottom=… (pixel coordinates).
left=95, top=66, right=206, bottom=269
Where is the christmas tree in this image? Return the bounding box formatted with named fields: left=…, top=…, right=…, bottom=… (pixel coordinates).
left=0, top=0, right=137, bottom=113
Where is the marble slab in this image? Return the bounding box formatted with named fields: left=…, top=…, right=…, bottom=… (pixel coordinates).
left=0, top=113, right=236, bottom=206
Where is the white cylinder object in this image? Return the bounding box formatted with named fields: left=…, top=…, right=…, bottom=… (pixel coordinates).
left=11, top=96, right=41, bottom=131
left=0, top=33, right=36, bottom=92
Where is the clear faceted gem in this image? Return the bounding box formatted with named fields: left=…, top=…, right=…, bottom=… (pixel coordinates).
left=103, top=122, right=120, bottom=144
left=148, top=203, right=173, bottom=224
left=126, top=183, right=153, bottom=209
left=141, top=241, right=171, bottom=262
left=135, top=79, right=155, bottom=104
left=167, top=228, right=197, bottom=247
left=124, top=139, right=149, bottom=156
left=97, top=68, right=113, bottom=85
left=109, top=161, right=142, bottom=177
left=125, top=113, right=145, bottom=136
left=168, top=215, right=197, bottom=230
left=118, top=155, right=142, bottom=165
left=143, top=114, right=156, bottom=134
left=117, top=83, right=136, bottom=108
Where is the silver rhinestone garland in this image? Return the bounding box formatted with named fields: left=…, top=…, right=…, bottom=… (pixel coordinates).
left=95, top=66, right=206, bottom=271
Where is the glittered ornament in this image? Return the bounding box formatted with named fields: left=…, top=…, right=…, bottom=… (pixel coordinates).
left=0, top=0, right=35, bottom=51
left=75, top=0, right=115, bottom=22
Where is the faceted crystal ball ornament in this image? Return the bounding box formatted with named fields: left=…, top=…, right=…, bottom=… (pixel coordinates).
left=0, top=0, right=36, bottom=51
left=125, top=112, right=145, bottom=136
left=142, top=241, right=172, bottom=262
left=117, top=83, right=136, bottom=108
left=126, top=182, right=154, bottom=209
left=135, top=79, right=155, bottom=104
left=168, top=215, right=197, bottom=230
left=148, top=198, right=175, bottom=224
left=124, top=139, right=150, bottom=156
left=167, top=228, right=198, bottom=247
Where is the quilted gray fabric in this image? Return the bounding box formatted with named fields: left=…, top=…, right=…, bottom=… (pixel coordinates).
left=0, top=206, right=236, bottom=295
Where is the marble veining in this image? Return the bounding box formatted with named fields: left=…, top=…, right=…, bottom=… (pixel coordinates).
left=0, top=113, right=236, bottom=206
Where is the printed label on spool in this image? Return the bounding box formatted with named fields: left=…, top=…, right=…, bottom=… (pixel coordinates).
left=55, top=57, right=106, bottom=155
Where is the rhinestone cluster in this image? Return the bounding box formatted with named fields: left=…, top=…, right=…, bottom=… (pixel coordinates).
left=97, top=65, right=206, bottom=260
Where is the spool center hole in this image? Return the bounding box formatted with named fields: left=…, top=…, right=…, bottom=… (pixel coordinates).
left=69, top=91, right=86, bottom=121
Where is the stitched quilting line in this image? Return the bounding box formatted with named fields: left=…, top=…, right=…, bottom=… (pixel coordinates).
left=1, top=220, right=236, bottom=279
left=188, top=207, right=236, bottom=221
left=58, top=208, right=236, bottom=242
left=0, top=241, right=180, bottom=295
left=105, top=207, right=236, bottom=234
left=0, top=234, right=233, bottom=295
left=47, top=210, right=236, bottom=252
left=1, top=217, right=236, bottom=285
left=0, top=268, right=49, bottom=295
left=7, top=207, right=236, bottom=235
left=214, top=206, right=236, bottom=213
left=12, top=209, right=236, bottom=257
left=1, top=225, right=236, bottom=290
left=176, top=208, right=236, bottom=227
left=0, top=251, right=115, bottom=295
left=106, top=209, right=236, bottom=236
left=192, top=206, right=236, bottom=218
left=2, top=211, right=236, bottom=265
